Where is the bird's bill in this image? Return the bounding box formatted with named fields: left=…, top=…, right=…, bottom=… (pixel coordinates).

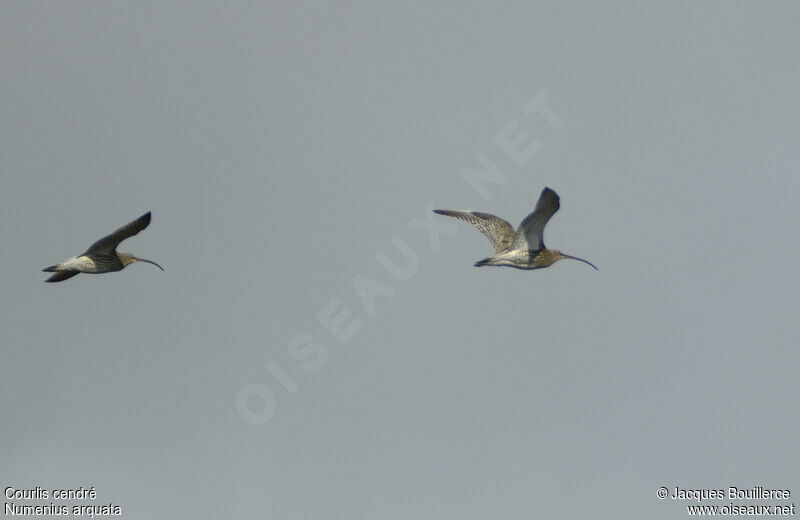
left=562, top=254, right=598, bottom=270
left=134, top=257, right=164, bottom=271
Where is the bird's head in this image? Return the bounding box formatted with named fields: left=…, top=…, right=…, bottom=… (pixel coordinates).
left=118, top=253, right=164, bottom=271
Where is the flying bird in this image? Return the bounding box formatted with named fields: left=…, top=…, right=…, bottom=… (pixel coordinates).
left=434, top=187, right=597, bottom=271
left=43, top=211, right=164, bottom=282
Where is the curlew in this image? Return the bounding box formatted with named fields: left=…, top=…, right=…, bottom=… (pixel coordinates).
left=43, top=211, right=164, bottom=282
left=434, top=187, right=597, bottom=271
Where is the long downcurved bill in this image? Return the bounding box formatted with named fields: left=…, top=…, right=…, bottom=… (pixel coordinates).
left=134, top=257, right=165, bottom=271
left=562, top=254, right=598, bottom=271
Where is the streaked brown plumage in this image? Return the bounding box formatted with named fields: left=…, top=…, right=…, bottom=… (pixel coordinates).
left=43, top=212, right=164, bottom=282
left=434, top=187, right=597, bottom=271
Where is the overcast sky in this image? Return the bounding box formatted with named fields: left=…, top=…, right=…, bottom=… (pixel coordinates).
left=2, top=2, right=799, bottom=518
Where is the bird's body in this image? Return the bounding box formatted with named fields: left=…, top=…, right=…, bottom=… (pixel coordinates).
left=434, top=187, right=597, bottom=271
left=473, top=247, right=574, bottom=270
left=43, top=212, right=163, bottom=282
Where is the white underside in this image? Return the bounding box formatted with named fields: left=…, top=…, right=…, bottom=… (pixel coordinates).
left=56, top=256, right=97, bottom=272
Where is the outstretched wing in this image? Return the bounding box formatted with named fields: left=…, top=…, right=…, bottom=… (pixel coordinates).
left=512, top=187, right=560, bottom=250
left=84, top=212, right=152, bottom=255
left=433, top=210, right=515, bottom=253
left=45, top=271, right=80, bottom=283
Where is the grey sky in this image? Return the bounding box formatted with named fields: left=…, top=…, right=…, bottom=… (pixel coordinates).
left=2, top=2, right=799, bottom=518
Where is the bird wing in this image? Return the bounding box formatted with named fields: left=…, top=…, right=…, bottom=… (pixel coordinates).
left=83, top=212, right=152, bottom=255
left=433, top=210, right=515, bottom=253
left=512, top=187, right=560, bottom=250
left=45, top=271, right=79, bottom=283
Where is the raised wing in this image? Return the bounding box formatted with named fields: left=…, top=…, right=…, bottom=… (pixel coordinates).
left=512, top=187, right=560, bottom=250
left=83, top=212, right=152, bottom=255
left=433, top=210, right=515, bottom=253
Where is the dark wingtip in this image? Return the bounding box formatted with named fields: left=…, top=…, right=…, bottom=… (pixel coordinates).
left=44, top=270, right=79, bottom=282
left=42, top=265, right=56, bottom=272
left=474, top=258, right=490, bottom=267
